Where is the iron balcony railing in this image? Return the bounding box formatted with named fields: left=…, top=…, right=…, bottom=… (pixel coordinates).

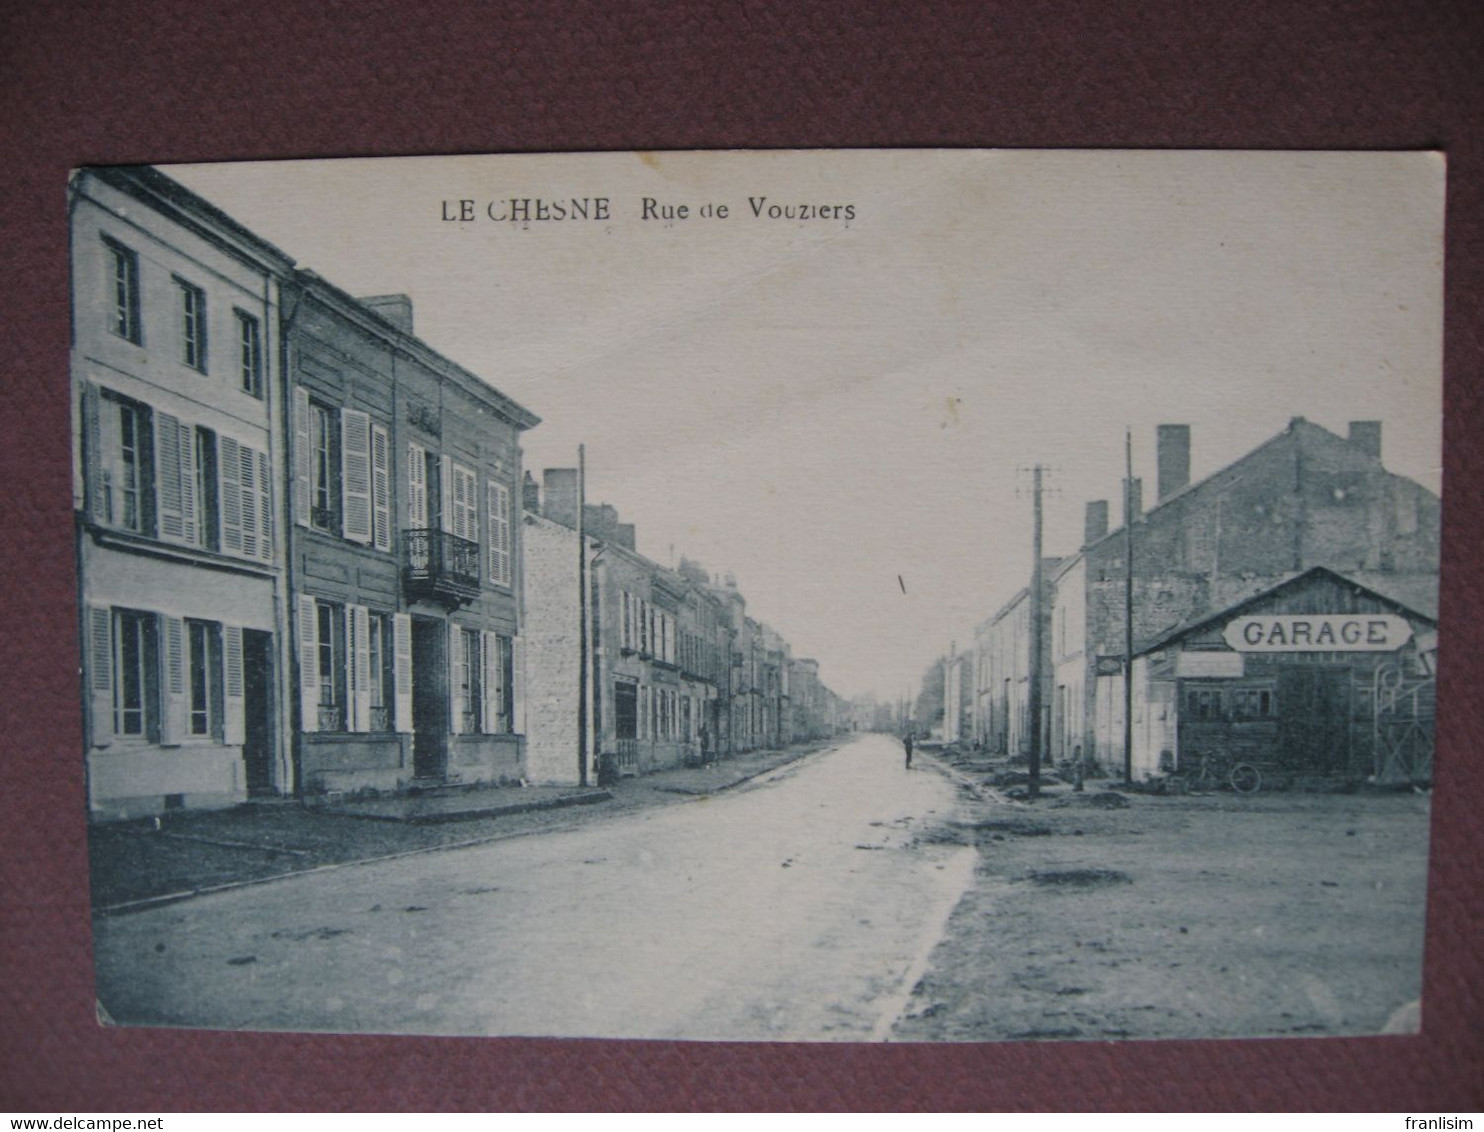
left=403, top=528, right=481, bottom=605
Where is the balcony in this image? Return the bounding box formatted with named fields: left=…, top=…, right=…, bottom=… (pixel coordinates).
left=403, top=528, right=480, bottom=608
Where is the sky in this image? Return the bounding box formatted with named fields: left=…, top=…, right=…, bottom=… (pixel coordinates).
left=165, top=150, right=1445, bottom=703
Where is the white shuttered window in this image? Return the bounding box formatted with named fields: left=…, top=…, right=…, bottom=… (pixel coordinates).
left=370, top=423, right=390, bottom=552
left=488, top=480, right=511, bottom=586
left=341, top=408, right=372, bottom=545
left=407, top=443, right=428, bottom=528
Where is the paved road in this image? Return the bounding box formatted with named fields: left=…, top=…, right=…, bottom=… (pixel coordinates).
left=94, top=734, right=975, bottom=1040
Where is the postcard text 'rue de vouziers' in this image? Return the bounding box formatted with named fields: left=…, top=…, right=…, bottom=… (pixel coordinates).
left=440, top=196, right=857, bottom=224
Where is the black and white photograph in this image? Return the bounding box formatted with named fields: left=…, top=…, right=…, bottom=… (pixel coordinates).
left=75, top=149, right=1443, bottom=1043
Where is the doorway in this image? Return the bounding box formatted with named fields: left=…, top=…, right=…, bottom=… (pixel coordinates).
left=411, top=616, right=448, bottom=779
left=1278, top=666, right=1351, bottom=775
left=242, top=629, right=275, bottom=794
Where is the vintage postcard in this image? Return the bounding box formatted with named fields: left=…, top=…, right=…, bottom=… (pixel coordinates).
left=75, top=149, right=1442, bottom=1041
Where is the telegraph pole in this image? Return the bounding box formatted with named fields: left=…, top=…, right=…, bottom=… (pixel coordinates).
left=1123, top=429, right=1135, bottom=786
left=1028, top=464, right=1045, bottom=799
left=577, top=444, right=589, bottom=787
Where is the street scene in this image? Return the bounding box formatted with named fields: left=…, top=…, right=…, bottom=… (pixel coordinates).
left=75, top=151, right=1443, bottom=1041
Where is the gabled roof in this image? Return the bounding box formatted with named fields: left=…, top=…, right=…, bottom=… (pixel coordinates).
left=1134, top=566, right=1438, bottom=657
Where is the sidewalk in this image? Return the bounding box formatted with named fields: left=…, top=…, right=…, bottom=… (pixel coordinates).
left=88, top=740, right=832, bottom=913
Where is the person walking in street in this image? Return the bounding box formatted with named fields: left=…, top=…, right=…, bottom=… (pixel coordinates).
left=903, top=732, right=914, bottom=769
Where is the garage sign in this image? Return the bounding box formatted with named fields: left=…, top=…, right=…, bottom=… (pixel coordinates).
left=1223, top=614, right=1413, bottom=652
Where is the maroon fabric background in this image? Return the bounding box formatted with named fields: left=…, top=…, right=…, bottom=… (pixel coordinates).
left=2, top=0, right=1480, bottom=1112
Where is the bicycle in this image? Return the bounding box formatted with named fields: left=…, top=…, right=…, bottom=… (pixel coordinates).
left=1184, top=752, right=1262, bottom=794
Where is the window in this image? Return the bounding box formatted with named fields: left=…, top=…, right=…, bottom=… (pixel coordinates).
left=488, top=479, right=511, bottom=586
left=195, top=427, right=219, bottom=550
left=236, top=311, right=262, bottom=398
left=105, top=239, right=142, bottom=344
left=316, top=601, right=345, bottom=731
left=457, top=627, right=482, bottom=734
left=367, top=613, right=393, bottom=731
left=1186, top=686, right=1225, bottom=721
left=177, top=278, right=208, bottom=372
left=489, top=633, right=514, bottom=733
left=310, top=402, right=339, bottom=533
left=98, top=393, right=153, bottom=534
left=447, top=460, right=478, bottom=543
left=407, top=443, right=429, bottom=528
left=1232, top=687, right=1277, bottom=719
left=113, top=609, right=158, bottom=738
left=186, top=619, right=222, bottom=737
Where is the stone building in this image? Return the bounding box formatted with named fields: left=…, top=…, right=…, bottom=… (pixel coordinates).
left=72, top=166, right=295, bottom=819
left=284, top=275, right=538, bottom=796
left=972, top=418, right=1440, bottom=778
left=1067, top=418, right=1439, bottom=773
left=522, top=472, right=735, bottom=782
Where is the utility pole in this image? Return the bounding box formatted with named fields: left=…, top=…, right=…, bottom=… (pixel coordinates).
left=1028, top=464, right=1044, bottom=799
left=577, top=444, right=588, bottom=787
left=1123, top=429, right=1135, bottom=787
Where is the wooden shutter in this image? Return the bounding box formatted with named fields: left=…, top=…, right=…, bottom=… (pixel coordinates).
left=448, top=621, right=466, bottom=735
left=256, top=449, right=273, bottom=561
left=392, top=613, right=413, bottom=733
left=348, top=604, right=371, bottom=732
left=511, top=636, right=525, bottom=736
left=293, top=386, right=312, bottom=527
left=160, top=615, right=187, bottom=746
left=156, top=412, right=186, bottom=542
left=445, top=462, right=476, bottom=543
left=488, top=480, right=510, bottom=585
left=86, top=605, right=113, bottom=748
left=342, top=408, right=372, bottom=545
left=298, top=594, right=319, bottom=733
left=238, top=441, right=258, bottom=559
left=81, top=384, right=107, bottom=523
left=407, top=443, right=427, bottom=528
left=371, top=423, right=390, bottom=552
left=223, top=625, right=245, bottom=745
left=178, top=422, right=197, bottom=546
left=438, top=454, right=454, bottom=535
left=220, top=435, right=243, bottom=554
left=483, top=632, right=495, bottom=729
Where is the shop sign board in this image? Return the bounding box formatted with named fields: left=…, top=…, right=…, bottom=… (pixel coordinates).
left=1177, top=651, right=1245, bottom=678
left=1223, top=614, right=1413, bottom=653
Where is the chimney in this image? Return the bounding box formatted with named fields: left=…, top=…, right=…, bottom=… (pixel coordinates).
left=1156, top=424, right=1191, bottom=501
left=616, top=523, right=636, bottom=551
left=521, top=471, right=540, bottom=514
left=1348, top=420, right=1382, bottom=460
left=357, top=293, right=414, bottom=334
left=584, top=503, right=619, bottom=543
left=542, top=468, right=579, bottom=530
left=1084, top=500, right=1109, bottom=546
left=1122, top=477, right=1143, bottom=526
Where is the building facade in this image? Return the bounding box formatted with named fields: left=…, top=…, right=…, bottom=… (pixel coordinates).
left=969, top=418, right=1440, bottom=780
left=72, top=167, right=295, bottom=820
left=284, top=277, right=538, bottom=796
left=1130, top=568, right=1437, bottom=784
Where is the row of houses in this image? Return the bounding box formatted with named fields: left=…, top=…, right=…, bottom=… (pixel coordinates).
left=72, top=165, right=845, bottom=822
left=954, top=420, right=1440, bottom=785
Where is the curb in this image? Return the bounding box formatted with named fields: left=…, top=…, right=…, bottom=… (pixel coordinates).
left=319, top=788, right=612, bottom=825
left=649, top=745, right=826, bottom=796
left=94, top=749, right=834, bottom=918
left=93, top=816, right=592, bottom=919
left=918, top=751, right=1017, bottom=806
